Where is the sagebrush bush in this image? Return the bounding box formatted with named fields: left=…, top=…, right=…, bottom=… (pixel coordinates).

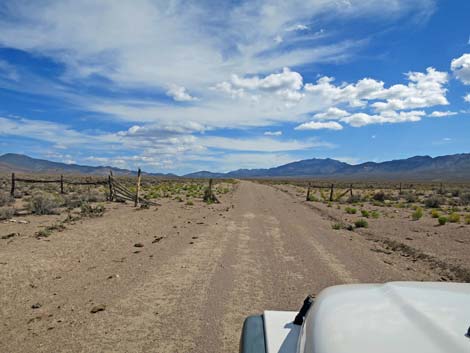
left=0, top=192, right=14, bottom=207
left=345, top=207, right=357, bottom=214
left=424, top=195, right=444, bottom=208
left=459, top=193, right=470, bottom=206
left=371, top=211, right=380, bottom=219
left=347, top=194, right=361, bottom=203
left=27, top=192, right=62, bottom=215
left=430, top=209, right=440, bottom=218
left=331, top=222, right=343, bottom=230
left=0, top=207, right=15, bottom=220
left=361, top=210, right=370, bottom=218
left=80, top=202, right=105, bottom=217
left=372, top=192, right=386, bottom=202
left=403, top=192, right=418, bottom=203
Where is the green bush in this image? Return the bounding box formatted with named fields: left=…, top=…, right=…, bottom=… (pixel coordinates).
left=371, top=211, right=380, bottom=219
left=448, top=213, right=460, bottom=223
left=354, top=219, right=369, bottom=228
left=361, top=210, right=370, bottom=218
left=27, top=192, right=62, bottom=215
left=331, top=222, right=343, bottom=230
left=438, top=216, right=448, bottom=225
left=307, top=194, right=319, bottom=202
left=185, top=200, right=194, bottom=206
left=411, top=207, right=423, bottom=221
left=430, top=209, right=440, bottom=218
left=345, top=207, right=357, bottom=214
left=465, top=215, right=470, bottom=225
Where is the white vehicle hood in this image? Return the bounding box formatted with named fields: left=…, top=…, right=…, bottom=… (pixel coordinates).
left=297, top=282, right=470, bottom=353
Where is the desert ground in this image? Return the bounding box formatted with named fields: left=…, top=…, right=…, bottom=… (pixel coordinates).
left=1, top=179, right=470, bottom=353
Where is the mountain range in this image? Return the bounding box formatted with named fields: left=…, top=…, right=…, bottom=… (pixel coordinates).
left=1, top=153, right=470, bottom=181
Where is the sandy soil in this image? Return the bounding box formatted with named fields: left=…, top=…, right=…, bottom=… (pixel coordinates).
left=0, top=181, right=465, bottom=353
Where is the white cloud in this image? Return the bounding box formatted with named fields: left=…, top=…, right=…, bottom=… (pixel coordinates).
left=451, top=53, right=470, bottom=85
left=295, top=121, right=343, bottom=130
left=313, top=107, right=349, bottom=120
left=166, top=85, right=197, bottom=102
left=429, top=111, right=457, bottom=117
left=341, top=110, right=425, bottom=127
left=464, top=94, right=470, bottom=102
left=286, top=24, right=309, bottom=31
left=264, top=131, right=283, bottom=136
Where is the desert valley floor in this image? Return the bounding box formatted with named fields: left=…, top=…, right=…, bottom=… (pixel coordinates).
left=1, top=181, right=469, bottom=353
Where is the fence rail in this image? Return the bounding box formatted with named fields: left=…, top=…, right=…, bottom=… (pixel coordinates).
left=9, top=171, right=159, bottom=207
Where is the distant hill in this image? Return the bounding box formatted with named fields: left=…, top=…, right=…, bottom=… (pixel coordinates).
left=0, top=153, right=177, bottom=177
left=185, top=153, right=470, bottom=181
left=2, top=152, right=470, bottom=181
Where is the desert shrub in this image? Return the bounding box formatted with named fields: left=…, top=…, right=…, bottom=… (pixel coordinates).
left=331, top=222, right=343, bottom=230
left=424, top=195, right=444, bottom=208
left=451, top=189, right=460, bottom=197
left=0, top=192, right=14, bottom=207
left=354, top=219, right=369, bottom=228
left=411, top=207, right=423, bottom=221
left=307, top=194, right=319, bottom=202
left=403, top=192, right=418, bottom=203
left=430, top=209, right=440, bottom=218
left=371, top=211, right=380, bottom=219
left=372, top=192, right=385, bottom=202
left=0, top=207, right=15, bottom=220
left=361, top=210, right=370, bottom=218
left=85, top=190, right=106, bottom=203
left=345, top=207, right=357, bottom=214
left=438, top=216, right=448, bottom=226
left=448, top=213, right=460, bottom=223
left=465, top=215, right=470, bottom=225
left=347, top=194, right=362, bottom=203
left=459, top=193, right=470, bottom=205
left=28, top=192, right=62, bottom=215
left=185, top=200, right=194, bottom=206
left=80, top=202, right=105, bottom=217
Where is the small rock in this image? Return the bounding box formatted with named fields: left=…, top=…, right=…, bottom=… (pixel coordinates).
left=31, top=303, right=42, bottom=309
left=133, top=250, right=141, bottom=254
left=134, top=243, right=144, bottom=248
left=192, top=236, right=198, bottom=239
left=90, top=304, right=106, bottom=313
left=152, top=237, right=163, bottom=243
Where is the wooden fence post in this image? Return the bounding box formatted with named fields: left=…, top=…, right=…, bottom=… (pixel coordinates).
left=108, top=174, right=113, bottom=201
left=134, top=168, right=142, bottom=207
left=60, top=174, right=64, bottom=194
left=349, top=184, right=353, bottom=197
left=306, top=183, right=311, bottom=201
left=329, top=183, right=334, bottom=202
left=399, top=182, right=402, bottom=194
left=10, top=173, right=15, bottom=196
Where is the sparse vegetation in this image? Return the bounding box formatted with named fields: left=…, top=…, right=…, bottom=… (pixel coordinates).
left=27, top=192, right=62, bottom=215
left=448, top=213, right=460, bottom=223
left=0, top=192, right=14, bottom=207
left=354, top=219, right=369, bottom=228
left=370, top=211, right=380, bottom=219
left=424, top=195, right=444, bottom=208
left=430, top=209, right=440, bottom=218
left=80, top=202, right=105, bottom=217
left=361, top=210, right=370, bottom=218
left=331, top=222, right=343, bottom=230
left=345, top=207, right=357, bottom=214
left=0, top=207, right=15, bottom=220
left=438, top=216, right=448, bottom=225
left=411, top=207, right=423, bottom=221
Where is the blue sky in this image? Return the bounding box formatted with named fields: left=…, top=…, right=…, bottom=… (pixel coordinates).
left=0, top=0, right=470, bottom=174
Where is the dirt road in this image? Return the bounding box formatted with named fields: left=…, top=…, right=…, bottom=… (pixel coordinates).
left=1, top=181, right=430, bottom=352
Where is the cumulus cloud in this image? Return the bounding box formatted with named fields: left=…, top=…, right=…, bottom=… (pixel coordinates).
left=166, top=85, right=197, bottom=102
left=429, top=111, right=457, bottom=117
left=295, top=121, right=343, bottom=130
left=341, top=110, right=425, bottom=127
left=451, top=53, right=470, bottom=85
left=464, top=94, right=470, bottom=102
left=313, top=107, right=350, bottom=120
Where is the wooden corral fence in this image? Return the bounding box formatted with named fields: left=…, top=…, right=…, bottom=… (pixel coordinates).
left=305, top=181, right=449, bottom=202
left=10, top=169, right=158, bottom=207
